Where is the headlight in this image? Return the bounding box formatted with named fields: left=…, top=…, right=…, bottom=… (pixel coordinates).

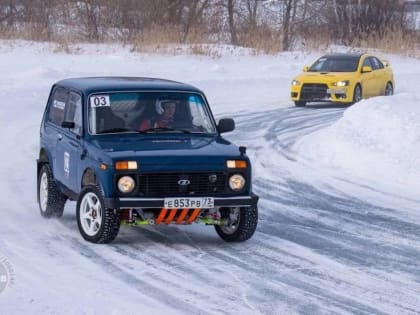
left=291, top=80, right=301, bottom=86
left=332, top=80, right=349, bottom=87
left=118, top=176, right=135, bottom=193
left=228, top=174, right=246, bottom=191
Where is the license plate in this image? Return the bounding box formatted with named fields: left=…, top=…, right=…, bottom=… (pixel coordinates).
left=327, top=89, right=345, bottom=94
left=164, top=197, right=214, bottom=209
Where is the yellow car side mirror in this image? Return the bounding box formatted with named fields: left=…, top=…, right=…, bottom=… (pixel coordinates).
left=303, top=66, right=309, bottom=72
left=362, top=66, right=372, bottom=73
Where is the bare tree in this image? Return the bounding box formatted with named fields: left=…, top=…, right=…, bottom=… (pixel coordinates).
left=328, top=0, right=405, bottom=45
left=0, top=0, right=413, bottom=53
left=227, top=0, right=237, bottom=45
left=281, top=0, right=293, bottom=50
left=181, top=0, right=210, bottom=42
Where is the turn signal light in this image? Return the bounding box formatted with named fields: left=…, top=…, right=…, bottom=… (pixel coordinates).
left=115, top=161, right=138, bottom=170
left=226, top=160, right=247, bottom=169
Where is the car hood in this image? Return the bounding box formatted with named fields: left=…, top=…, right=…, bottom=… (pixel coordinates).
left=88, top=135, right=245, bottom=171
left=295, top=72, right=355, bottom=83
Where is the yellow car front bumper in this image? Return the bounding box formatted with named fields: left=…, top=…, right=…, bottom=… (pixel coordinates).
left=291, top=84, right=354, bottom=103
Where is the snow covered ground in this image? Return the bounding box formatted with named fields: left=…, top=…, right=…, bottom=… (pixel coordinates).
left=0, top=40, right=419, bottom=314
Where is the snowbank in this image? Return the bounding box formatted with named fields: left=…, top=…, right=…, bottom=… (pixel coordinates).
left=295, top=92, right=420, bottom=200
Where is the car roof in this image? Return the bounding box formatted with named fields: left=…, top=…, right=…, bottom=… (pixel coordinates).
left=55, top=77, right=203, bottom=95
left=321, top=53, right=365, bottom=59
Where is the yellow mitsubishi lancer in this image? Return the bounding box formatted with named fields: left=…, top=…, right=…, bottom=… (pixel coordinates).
left=290, top=53, right=394, bottom=107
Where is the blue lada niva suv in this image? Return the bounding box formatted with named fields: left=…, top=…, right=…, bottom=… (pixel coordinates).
left=37, top=77, right=259, bottom=243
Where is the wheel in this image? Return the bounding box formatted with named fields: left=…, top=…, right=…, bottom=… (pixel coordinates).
left=38, top=164, right=67, bottom=218
left=294, top=101, right=306, bottom=107
left=385, top=82, right=393, bottom=96
left=76, top=185, right=120, bottom=243
left=352, top=84, right=362, bottom=104
left=215, top=206, right=258, bottom=242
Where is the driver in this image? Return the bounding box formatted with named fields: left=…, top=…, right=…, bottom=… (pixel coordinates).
left=139, top=99, right=177, bottom=130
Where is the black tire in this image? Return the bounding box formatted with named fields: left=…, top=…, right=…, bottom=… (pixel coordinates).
left=215, top=206, right=258, bottom=242
left=38, top=164, right=66, bottom=218
left=294, top=101, right=306, bottom=107
left=76, top=185, right=120, bottom=244
left=352, top=84, right=362, bottom=104
left=385, top=82, right=393, bottom=96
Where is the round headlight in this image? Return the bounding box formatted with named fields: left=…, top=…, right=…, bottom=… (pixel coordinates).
left=118, top=176, right=135, bottom=193
left=228, top=174, right=246, bottom=191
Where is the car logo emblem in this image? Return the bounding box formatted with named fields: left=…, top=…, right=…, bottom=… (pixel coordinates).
left=208, top=174, right=217, bottom=183
left=178, top=179, right=190, bottom=186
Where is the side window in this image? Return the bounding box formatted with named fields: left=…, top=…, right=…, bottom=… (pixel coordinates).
left=369, top=57, right=383, bottom=70
left=47, top=87, right=68, bottom=126
left=64, top=92, right=83, bottom=136
left=188, top=95, right=215, bottom=133
left=372, top=57, right=384, bottom=69
left=362, top=58, right=372, bottom=68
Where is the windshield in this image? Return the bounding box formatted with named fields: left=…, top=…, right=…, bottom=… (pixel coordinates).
left=89, top=92, right=217, bottom=135
left=309, top=56, right=360, bottom=72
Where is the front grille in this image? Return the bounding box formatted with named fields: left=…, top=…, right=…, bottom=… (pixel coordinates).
left=301, top=83, right=328, bottom=100
left=138, top=172, right=227, bottom=197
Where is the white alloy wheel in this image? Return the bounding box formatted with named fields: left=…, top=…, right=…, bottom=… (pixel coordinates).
left=38, top=164, right=66, bottom=218
left=79, top=192, right=103, bottom=236
left=76, top=185, right=120, bottom=243
left=215, top=206, right=258, bottom=242
left=39, top=172, right=49, bottom=213
left=219, top=207, right=240, bottom=235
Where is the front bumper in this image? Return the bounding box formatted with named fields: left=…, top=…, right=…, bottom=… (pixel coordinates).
left=291, top=84, right=353, bottom=103
left=104, top=193, right=259, bottom=209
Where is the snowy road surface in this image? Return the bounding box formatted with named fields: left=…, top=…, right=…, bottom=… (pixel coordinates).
left=2, top=106, right=420, bottom=315
left=0, top=42, right=419, bottom=314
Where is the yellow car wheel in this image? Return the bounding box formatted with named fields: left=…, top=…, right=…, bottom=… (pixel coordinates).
left=385, top=82, right=393, bottom=96
left=352, top=84, right=362, bottom=104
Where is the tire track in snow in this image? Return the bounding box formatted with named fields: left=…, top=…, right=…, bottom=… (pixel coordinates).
left=7, top=105, right=420, bottom=314
left=230, top=106, right=420, bottom=314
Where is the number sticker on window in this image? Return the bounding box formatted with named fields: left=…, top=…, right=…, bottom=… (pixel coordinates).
left=53, top=100, right=65, bottom=110
left=90, top=95, right=110, bottom=107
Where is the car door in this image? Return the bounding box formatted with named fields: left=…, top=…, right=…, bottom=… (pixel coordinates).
left=370, top=57, right=387, bottom=95
left=43, top=86, right=68, bottom=186
left=56, top=91, right=84, bottom=194
left=360, top=57, right=376, bottom=98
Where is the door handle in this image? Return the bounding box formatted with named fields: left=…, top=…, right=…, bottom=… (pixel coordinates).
left=80, top=149, right=87, bottom=160
left=57, top=134, right=63, bottom=141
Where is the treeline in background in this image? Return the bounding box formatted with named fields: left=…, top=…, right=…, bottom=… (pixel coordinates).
left=0, top=0, right=419, bottom=55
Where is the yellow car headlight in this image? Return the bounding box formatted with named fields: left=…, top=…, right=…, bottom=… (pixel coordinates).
left=332, top=80, right=350, bottom=87
left=118, top=176, right=135, bottom=193
left=291, top=80, right=301, bottom=86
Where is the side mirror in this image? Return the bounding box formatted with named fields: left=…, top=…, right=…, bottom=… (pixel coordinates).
left=61, top=121, right=75, bottom=129
left=217, top=118, right=235, bottom=134
left=303, top=65, right=309, bottom=72
left=362, top=66, right=372, bottom=73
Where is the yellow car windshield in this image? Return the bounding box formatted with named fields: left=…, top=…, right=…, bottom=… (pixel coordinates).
left=309, top=56, right=360, bottom=72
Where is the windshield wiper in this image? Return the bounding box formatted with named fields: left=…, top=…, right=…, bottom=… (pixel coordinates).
left=98, top=128, right=159, bottom=134
left=139, top=127, right=191, bottom=134
left=97, top=127, right=135, bottom=134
